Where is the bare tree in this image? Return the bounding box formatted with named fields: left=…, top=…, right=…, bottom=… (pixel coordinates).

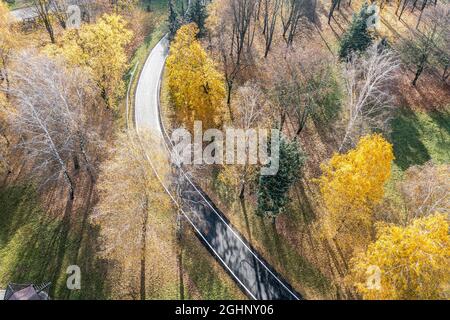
left=400, top=3, right=449, bottom=86
left=231, top=81, right=268, bottom=198
left=262, top=0, right=281, bottom=57
left=281, top=0, right=315, bottom=46
left=6, top=52, right=99, bottom=200
left=32, top=0, right=56, bottom=43
left=340, top=44, right=400, bottom=152
left=399, top=162, right=449, bottom=224
left=212, top=0, right=257, bottom=112
left=271, top=45, right=340, bottom=134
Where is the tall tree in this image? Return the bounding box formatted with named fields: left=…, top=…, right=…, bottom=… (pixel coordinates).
left=168, top=0, right=180, bottom=39
left=32, top=0, right=56, bottom=43
left=187, top=0, right=208, bottom=37
left=49, top=13, right=133, bottom=108
left=400, top=3, right=449, bottom=86
left=351, top=214, right=450, bottom=300
left=318, top=134, right=394, bottom=259
left=94, top=130, right=173, bottom=300
left=0, top=1, right=18, bottom=95
left=166, top=23, right=226, bottom=130
left=338, top=3, right=374, bottom=60
left=281, top=0, right=316, bottom=46
left=340, top=44, right=399, bottom=152
left=7, top=52, right=100, bottom=200
left=208, top=0, right=257, bottom=111
left=262, top=0, right=281, bottom=58
left=257, top=137, right=305, bottom=224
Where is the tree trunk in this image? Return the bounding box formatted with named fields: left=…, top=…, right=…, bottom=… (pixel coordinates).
left=412, top=63, right=425, bottom=86
left=140, top=199, right=149, bottom=300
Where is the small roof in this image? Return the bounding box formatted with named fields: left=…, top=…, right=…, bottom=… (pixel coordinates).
left=8, top=285, right=42, bottom=300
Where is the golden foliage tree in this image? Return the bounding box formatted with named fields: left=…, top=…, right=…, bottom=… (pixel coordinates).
left=350, top=214, right=450, bottom=300
left=0, top=1, right=16, bottom=174
left=166, top=23, right=226, bottom=130
left=49, top=14, right=133, bottom=109
left=93, top=130, right=176, bottom=299
left=0, top=2, right=18, bottom=94
left=318, top=134, right=394, bottom=256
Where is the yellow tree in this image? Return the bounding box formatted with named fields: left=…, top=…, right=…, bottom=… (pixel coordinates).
left=350, top=213, right=450, bottom=300
left=0, top=2, right=18, bottom=174
left=318, top=134, right=394, bottom=258
left=166, top=23, right=226, bottom=130
left=49, top=14, right=133, bottom=109
left=0, top=2, right=18, bottom=93
left=94, top=129, right=175, bottom=299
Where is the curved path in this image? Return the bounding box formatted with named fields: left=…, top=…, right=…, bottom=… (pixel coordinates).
left=134, top=36, right=302, bottom=301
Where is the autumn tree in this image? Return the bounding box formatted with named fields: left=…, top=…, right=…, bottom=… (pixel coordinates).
left=94, top=129, right=174, bottom=299
left=0, top=1, right=18, bottom=164
left=32, top=0, right=56, bottom=43
left=7, top=52, right=100, bottom=200
left=187, top=0, right=208, bottom=37
left=340, top=44, right=399, bottom=152
left=271, top=45, right=342, bottom=133
left=262, top=0, right=281, bottom=58
left=280, top=0, right=316, bottom=46
left=257, top=137, right=305, bottom=224
left=168, top=0, right=180, bottom=39
left=218, top=82, right=270, bottom=199
left=166, top=23, right=226, bottom=130
left=49, top=13, right=133, bottom=109
left=400, top=3, right=449, bottom=86
left=0, top=1, right=18, bottom=95
left=318, top=134, right=394, bottom=259
left=207, top=0, right=257, bottom=109
left=350, top=214, right=450, bottom=300
left=398, top=162, right=449, bottom=224
left=339, top=3, right=374, bottom=60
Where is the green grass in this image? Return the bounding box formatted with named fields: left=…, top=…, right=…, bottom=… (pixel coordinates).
left=6, top=0, right=31, bottom=10
left=0, top=184, right=108, bottom=299
left=391, top=107, right=450, bottom=171
left=210, top=174, right=334, bottom=299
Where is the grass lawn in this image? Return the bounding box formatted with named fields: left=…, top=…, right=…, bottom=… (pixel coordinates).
left=0, top=184, right=108, bottom=299
left=391, top=107, right=450, bottom=171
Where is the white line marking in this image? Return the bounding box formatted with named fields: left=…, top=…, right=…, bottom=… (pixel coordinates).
left=132, top=37, right=258, bottom=300
left=155, top=47, right=300, bottom=301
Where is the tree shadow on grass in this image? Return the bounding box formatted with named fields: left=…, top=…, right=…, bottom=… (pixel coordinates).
left=257, top=217, right=332, bottom=298
left=391, top=108, right=431, bottom=170
left=0, top=184, right=109, bottom=299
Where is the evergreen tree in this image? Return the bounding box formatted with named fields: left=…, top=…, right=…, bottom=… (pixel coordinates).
left=339, top=3, right=374, bottom=59
left=187, top=0, right=208, bottom=38
left=168, top=0, right=180, bottom=39
left=257, top=137, right=306, bottom=223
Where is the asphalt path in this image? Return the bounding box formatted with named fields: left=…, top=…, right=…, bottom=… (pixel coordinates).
left=134, top=35, right=302, bottom=300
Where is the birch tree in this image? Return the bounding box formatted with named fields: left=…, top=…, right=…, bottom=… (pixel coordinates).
left=340, top=44, right=400, bottom=152
left=7, top=52, right=98, bottom=200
